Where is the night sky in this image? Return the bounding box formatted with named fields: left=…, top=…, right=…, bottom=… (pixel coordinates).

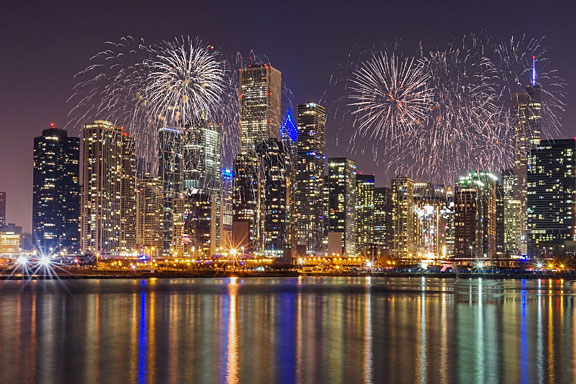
left=1, top=0, right=575, bottom=232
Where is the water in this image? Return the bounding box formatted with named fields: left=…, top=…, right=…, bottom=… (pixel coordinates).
left=0, top=277, right=574, bottom=383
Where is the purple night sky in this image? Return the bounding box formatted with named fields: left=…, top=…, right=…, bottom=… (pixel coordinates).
left=1, top=0, right=575, bottom=232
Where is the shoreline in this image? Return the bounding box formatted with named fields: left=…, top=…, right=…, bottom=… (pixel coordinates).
left=2, top=271, right=575, bottom=280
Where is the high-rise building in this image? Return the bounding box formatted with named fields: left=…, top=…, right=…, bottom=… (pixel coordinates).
left=501, top=169, right=522, bottom=255
left=220, top=168, right=234, bottom=249
left=32, top=124, right=80, bottom=253
left=157, top=127, right=183, bottom=254
left=527, top=139, right=576, bottom=258
left=512, top=60, right=542, bottom=254
left=238, top=64, right=282, bottom=153
left=81, top=121, right=136, bottom=255
left=120, top=134, right=137, bottom=252
left=327, top=158, right=357, bottom=256
left=136, top=174, right=163, bottom=256
left=413, top=182, right=451, bottom=259
left=454, top=171, right=498, bottom=259
left=391, top=177, right=415, bottom=259
left=0, top=192, right=5, bottom=228
left=232, top=153, right=259, bottom=251
left=183, top=191, right=217, bottom=257
left=374, top=187, right=393, bottom=257
left=295, top=103, right=326, bottom=254
left=257, top=138, right=291, bottom=256
left=355, top=174, right=375, bottom=257
left=181, top=119, right=221, bottom=251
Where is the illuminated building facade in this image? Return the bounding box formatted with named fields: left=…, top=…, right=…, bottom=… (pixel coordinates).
left=182, top=119, right=221, bottom=251
left=295, top=103, right=326, bottom=254
left=327, top=158, right=357, bottom=256
left=501, top=169, right=522, bottom=255
left=238, top=64, right=282, bottom=153
left=391, top=177, right=415, bottom=259
left=81, top=120, right=136, bottom=255
left=158, top=127, right=183, bottom=254
left=220, top=168, right=234, bottom=248
left=512, top=60, right=542, bottom=254
left=183, top=191, right=217, bottom=257
left=32, top=125, right=80, bottom=253
left=413, top=182, right=451, bottom=259
left=120, top=134, right=137, bottom=252
left=257, top=138, right=291, bottom=256
left=527, top=139, right=576, bottom=258
left=374, top=187, right=393, bottom=256
left=454, top=171, right=498, bottom=259
left=136, top=175, right=163, bottom=256
left=355, top=174, right=375, bottom=256
left=232, top=153, right=259, bottom=251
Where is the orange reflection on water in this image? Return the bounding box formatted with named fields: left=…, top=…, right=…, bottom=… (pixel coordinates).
left=226, top=277, right=239, bottom=384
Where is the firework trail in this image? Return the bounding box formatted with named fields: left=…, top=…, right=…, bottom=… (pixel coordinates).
left=342, top=35, right=565, bottom=183
left=348, top=51, right=432, bottom=144
left=69, top=36, right=231, bottom=173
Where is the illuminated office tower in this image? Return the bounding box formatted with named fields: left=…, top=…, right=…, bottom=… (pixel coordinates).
left=181, top=119, right=221, bottom=251
left=0, top=192, right=5, bottom=227
left=136, top=174, right=163, bottom=256
left=527, top=139, right=576, bottom=258
left=413, top=182, right=450, bottom=259
left=355, top=174, right=375, bottom=257
left=374, top=187, right=393, bottom=256
left=391, top=177, right=415, bottom=259
left=295, top=103, right=326, bottom=253
left=220, top=168, right=234, bottom=248
left=81, top=121, right=136, bottom=255
left=120, top=134, right=137, bottom=252
left=238, top=64, right=282, bottom=153
left=232, top=153, right=259, bottom=251
left=500, top=169, right=522, bottom=255
left=157, top=127, right=183, bottom=254
left=257, top=138, right=291, bottom=256
left=454, top=171, right=498, bottom=259
left=32, top=124, right=80, bottom=253
left=513, top=58, right=542, bottom=254
left=183, top=191, right=217, bottom=257
left=327, top=158, right=357, bottom=256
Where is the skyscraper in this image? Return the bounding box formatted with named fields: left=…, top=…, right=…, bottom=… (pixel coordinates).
left=413, top=182, right=451, bottom=259
left=0, top=192, right=5, bottom=228
left=233, top=63, right=283, bottom=254
left=257, top=138, right=291, bottom=256
left=232, top=153, right=259, bottom=251
left=183, top=191, right=217, bottom=257
left=374, top=187, right=393, bottom=257
left=157, top=127, right=183, bottom=254
left=33, top=124, right=80, bottom=253
left=295, top=103, right=326, bottom=254
left=181, top=119, right=221, bottom=252
left=327, top=158, right=357, bottom=256
left=238, top=64, right=282, bottom=153
left=527, top=139, right=576, bottom=258
left=355, top=174, right=375, bottom=257
left=512, top=59, right=542, bottom=254
left=454, top=171, right=498, bottom=259
left=391, top=177, right=415, bottom=259
left=501, top=169, right=522, bottom=255
left=81, top=120, right=136, bottom=255
left=136, top=174, right=163, bottom=256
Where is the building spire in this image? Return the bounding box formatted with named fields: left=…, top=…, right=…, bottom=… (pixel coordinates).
left=531, top=55, right=537, bottom=86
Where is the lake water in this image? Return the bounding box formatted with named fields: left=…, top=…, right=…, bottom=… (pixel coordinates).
left=0, top=277, right=574, bottom=383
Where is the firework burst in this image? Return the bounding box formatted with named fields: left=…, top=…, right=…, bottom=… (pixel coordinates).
left=348, top=51, right=432, bottom=143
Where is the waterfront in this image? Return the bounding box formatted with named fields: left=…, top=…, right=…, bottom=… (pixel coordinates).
left=0, top=277, right=575, bottom=383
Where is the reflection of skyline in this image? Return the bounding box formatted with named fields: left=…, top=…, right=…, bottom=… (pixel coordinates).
left=0, top=278, right=575, bottom=382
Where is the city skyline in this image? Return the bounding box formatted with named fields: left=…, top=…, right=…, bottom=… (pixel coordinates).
left=1, top=0, right=575, bottom=232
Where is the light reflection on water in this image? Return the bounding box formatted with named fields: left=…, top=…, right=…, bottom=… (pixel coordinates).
left=0, top=277, right=575, bottom=383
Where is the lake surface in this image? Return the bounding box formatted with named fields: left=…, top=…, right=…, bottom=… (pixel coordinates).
left=0, top=277, right=574, bottom=383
